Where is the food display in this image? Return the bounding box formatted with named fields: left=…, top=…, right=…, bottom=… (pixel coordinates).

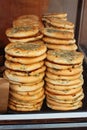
left=3, top=13, right=84, bottom=112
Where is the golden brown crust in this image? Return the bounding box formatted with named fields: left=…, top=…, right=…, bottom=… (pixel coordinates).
left=43, top=37, right=76, bottom=44
left=8, top=32, right=43, bottom=43
left=52, top=27, right=74, bottom=33
left=6, top=66, right=46, bottom=76
left=46, top=43, right=77, bottom=51
left=41, top=28, right=74, bottom=39
left=47, top=93, right=84, bottom=104
left=43, top=13, right=67, bottom=19
left=9, top=88, right=44, bottom=101
left=4, top=76, right=42, bottom=86
left=9, top=98, right=43, bottom=107
left=5, top=60, right=44, bottom=71
left=11, top=87, right=44, bottom=96
left=45, top=89, right=83, bottom=100
left=13, top=15, right=42, bottom=29
left=47, top=101, right=82, bottom=111
left=6, top=26, right=39, bottom=38
left=46, top=71, right=81, bottom=80
left=47, top=50, right=84, bottom=65
left=8, top=102, right=42, bottom=111
left=5, top=41, right=47, bottom=57
left=9, top=100, right=43, bottom=108
left=10, top=80, right=44, bottom=92
left=45, top=61, right=81, bottom=70
left=5, top=53, right=46, bottom=64
left=42, top=17, right=74, bottom=29
left=45, top=76, right=83, bottom=86
left=47, top=66, right=83, bottom=76
left=46, top=85, right=82, bottom=95
left=46, top=81, right=84, bottom=90
left=47, top=97, right=82, bottom=107
left=5, top=69, right=45, bottom=83
left=9, top=94, right=45, bottom=104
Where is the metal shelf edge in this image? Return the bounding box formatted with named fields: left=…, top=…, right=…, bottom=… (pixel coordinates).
left=0, top=112, right=87, bottom=121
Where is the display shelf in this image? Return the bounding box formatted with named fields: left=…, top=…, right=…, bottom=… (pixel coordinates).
left=0, top=0, right=87, bottom=129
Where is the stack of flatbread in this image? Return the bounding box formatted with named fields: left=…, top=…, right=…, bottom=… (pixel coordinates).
left=6, top=15, right=43, bottom=43
left=41, top=13, right=84, bottom=111
left=42, top=13, right=77, bottom=51
left=45, top=49, right=84, bottom=111
left=4, top=13, right=84, bottom=112
left=4, top=41, right=47, bottom=111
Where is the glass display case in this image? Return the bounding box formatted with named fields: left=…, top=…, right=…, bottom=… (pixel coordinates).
left=0, top=0, right=87, bottom=129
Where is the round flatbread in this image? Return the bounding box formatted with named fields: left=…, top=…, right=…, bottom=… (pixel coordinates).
left=5, top=60, right=44, bottom=71
left=5, top=53, right=46, bottom=64
left=9, top=100, right=43, bottom=108
left=45, top=76, right=83, bottom=86
left=46, top=43, right=77, bottom=51
left=4, top=72, right=43, bottom=86
left=47, top=97, right=82, bottom=107
left=47, top=101, right=82, bottom=111
left=9, top=94, right=45, bottom=104
left=10, top=87, right=44, bottom=96
left=8, top=32, right=43, bottom=43
left=13, top=19, right=43, bottom=30
left=46, top=81, right=84, bottom=90
left=47, top=93, right=84, bottom=104
left=43, top=37, right=76, bottom=45
left=6, top=66, right=46, bottom=76
left=5, top=41, right=47, bottom=57
left=9, top=88, right=44, bottom=101
left=10, top=80, right=44, bottom=92
left=46, top=71, right=81, bottom=80
left=43, top=13, right=67, bottom=19
left=52, top=27, right=74, bottom=33
left=42, top=17, right=74, bottom=29
left=46, top=85, right=82, bottom=95
left=6, top=26, right=39, bottom=38
left=41, top=28, right=74, bottom=39
left=45, top=89, right=83, bottom=100
left=5, top=69, right=45, bottom=83
left=45, top=61, right=81, bottom=70
left=47, top=50, right=84, bottom=65
left=9, top=97, right=43, bottom=106
left=13, top=15, right=40, bottom=28
left=8, top=102, right=42, bottom=111
left=47, top=66, right=83, bottom=76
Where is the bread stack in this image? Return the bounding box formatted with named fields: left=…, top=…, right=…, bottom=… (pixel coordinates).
left=4, top=13, right=84, bottom=112
left=45, top=49, right=84, bottom=111
left=42, top=13, right=77, bottom=51
left=4, top=41, right=47, bottom=111
left=41, top=13, right=84, bottom=111
left=6, top=15, right=43, bottom=43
